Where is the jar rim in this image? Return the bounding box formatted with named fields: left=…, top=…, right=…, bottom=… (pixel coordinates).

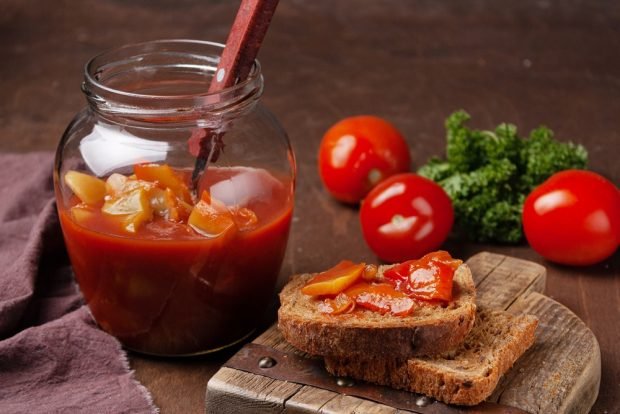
left=82, top=39, right=263, bottom=122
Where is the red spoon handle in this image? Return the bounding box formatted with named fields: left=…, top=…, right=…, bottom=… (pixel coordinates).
left=209, top=0, right=280, bottom=92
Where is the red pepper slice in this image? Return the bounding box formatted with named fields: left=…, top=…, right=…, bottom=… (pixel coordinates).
left=345, top=282, right=415, bottom=316
left=383, top=250, right=461, bottom=302
left=317, top=293, right=356, bottom=315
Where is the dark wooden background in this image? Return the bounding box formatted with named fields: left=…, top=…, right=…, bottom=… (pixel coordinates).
left=1, top=1, right=618, bottom=413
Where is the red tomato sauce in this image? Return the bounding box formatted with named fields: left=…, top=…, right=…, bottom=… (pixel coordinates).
left=59, top=167, right=293, bottom=355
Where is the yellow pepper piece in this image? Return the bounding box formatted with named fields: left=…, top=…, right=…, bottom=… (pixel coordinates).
left=149, top=187, right=184, bottom=222
left=102, top=188, right=153, bottom=233
left=105, top=173, right=128, bottom=196
left=64, top=170, right=106, bottom=206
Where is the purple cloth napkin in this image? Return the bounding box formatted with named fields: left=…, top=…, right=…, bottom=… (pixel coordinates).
left=0, top=152, right=158, bottom=414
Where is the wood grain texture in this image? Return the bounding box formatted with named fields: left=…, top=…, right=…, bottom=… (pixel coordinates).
left=494, top=292, right=601, bottom=414
left=283, top=386, right=341, bottom=413
left=319, top=394, right=368, bottom=414
left=209, top=0, right=280, bottom=91
left=352, top=400, right=401, bottom=414
left=206, top=252, right=601, bottom=414
left=472, top=254, right=547, bottom=309
left=207, top=367, right=302, bottom=414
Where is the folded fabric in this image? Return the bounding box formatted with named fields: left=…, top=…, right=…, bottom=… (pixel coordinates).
left=0, top=152, right=157, bottom=414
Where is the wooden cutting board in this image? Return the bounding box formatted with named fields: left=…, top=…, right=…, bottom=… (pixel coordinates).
left=206, top=252, right=601, bottom=414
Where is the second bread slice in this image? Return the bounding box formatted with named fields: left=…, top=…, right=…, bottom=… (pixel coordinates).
left=324, top=307, right=538, bottom=406
left=278, top=263, right=476, bottom=359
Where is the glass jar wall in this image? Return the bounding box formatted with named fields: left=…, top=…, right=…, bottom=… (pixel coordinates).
left=54, top=40, right=295, bottom=356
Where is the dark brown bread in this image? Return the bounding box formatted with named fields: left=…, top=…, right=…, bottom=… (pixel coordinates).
left=324, top=307, right=538, bottom=406
left=278, top=264, right=476, bottom=359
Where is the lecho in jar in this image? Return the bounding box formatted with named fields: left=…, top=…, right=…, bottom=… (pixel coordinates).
left=54, top=40, right=295, bottom=356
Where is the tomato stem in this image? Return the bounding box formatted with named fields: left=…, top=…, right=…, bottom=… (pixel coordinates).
left=391, top=214, right=405, bottom=225
left=368, top=168, right=382, bottom=185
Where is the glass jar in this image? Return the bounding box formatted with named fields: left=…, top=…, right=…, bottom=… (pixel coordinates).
left=53, top=40, right=295, bottom=356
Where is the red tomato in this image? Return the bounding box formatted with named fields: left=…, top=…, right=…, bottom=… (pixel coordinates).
left=523, top=170, right=620, bottom=266
left=360, top=174, right=454, bottom=263
left=318, top=116, right=410, bottom=203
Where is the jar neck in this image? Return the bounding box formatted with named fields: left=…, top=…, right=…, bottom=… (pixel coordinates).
left=81, top=39, right=263, bottom=127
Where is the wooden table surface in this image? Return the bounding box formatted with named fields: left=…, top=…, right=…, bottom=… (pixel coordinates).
left=1, top=1, right=618, bottom=413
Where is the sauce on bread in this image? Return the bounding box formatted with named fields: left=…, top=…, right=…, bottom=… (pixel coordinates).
left=302, top=251, right=462, bottom=317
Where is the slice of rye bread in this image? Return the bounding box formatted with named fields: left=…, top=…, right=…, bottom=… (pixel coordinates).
left=278, top=263, right=476, bottom=359
left=324, top=307, right=538, bottom=406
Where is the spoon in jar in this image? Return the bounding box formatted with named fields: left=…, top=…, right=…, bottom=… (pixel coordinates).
left=191, top=0, right=280, bottom=192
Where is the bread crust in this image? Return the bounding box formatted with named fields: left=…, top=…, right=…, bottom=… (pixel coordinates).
left=324, top=309, right=538, bottom=406
left=278, top=264, right=476, bottom=359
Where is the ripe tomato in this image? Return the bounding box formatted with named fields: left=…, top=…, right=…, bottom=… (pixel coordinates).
left=523, top=170, right=620, bottom=266
left=318, top=116, right=410, bottom=203
left=360, top=173, right=454, bottom=263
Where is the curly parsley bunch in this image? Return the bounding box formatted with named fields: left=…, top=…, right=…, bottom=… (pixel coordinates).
left=418, top=110, right=587, bottom=243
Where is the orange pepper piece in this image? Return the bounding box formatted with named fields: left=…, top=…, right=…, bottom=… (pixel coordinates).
left=134, top=163, right=193, bottom=204
left=301, top=261, right=365, bottom=296
left=64, top=171, right=107, bottom=206
left=188, top=191, right=236, bottom=238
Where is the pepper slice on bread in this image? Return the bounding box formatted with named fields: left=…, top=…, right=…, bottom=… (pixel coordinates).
left=301, top=251, right=462, bottom=317
left=278, top=252, right=476, bottom=359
